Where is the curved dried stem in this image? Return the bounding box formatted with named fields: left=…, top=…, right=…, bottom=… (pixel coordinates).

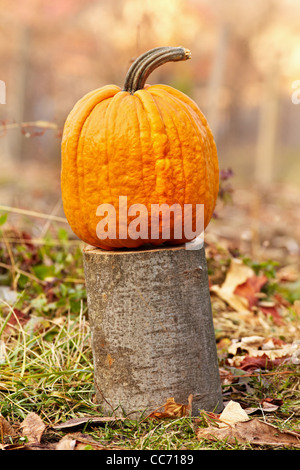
left=123, top=46, right=191, bottom=94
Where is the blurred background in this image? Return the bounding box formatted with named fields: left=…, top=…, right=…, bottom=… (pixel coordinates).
left=0, top=0, right=299, bottom=262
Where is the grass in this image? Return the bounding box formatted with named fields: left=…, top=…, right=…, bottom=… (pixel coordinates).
left=0, top=216, right=299, bottom=450
left=0, top=309, right=95, bottom=423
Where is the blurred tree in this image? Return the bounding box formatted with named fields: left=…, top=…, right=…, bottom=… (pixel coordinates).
left=0, top=0, right=299, bottom=186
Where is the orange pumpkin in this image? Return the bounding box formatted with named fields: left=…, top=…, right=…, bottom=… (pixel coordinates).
left=61, top=47, right=219, bottom=249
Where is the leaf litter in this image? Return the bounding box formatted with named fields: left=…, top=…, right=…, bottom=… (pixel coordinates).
left=194, top=400, right=300, bottom=448
left=2, top=396, right=299, bottom=450
left=0, top=183, right=300, bottom=449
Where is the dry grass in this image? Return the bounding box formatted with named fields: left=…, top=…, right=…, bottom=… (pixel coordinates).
left=0, top=181, right=299, bottom=449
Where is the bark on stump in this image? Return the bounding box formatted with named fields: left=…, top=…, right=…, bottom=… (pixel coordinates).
left=83, top=244, right=223, bottom=418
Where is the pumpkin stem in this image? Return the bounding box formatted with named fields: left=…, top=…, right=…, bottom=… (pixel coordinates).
left=123, top=46, right=191, bottom=94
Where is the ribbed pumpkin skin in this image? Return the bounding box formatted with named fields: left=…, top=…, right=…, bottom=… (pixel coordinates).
left=61, top=83, right=219, bottom=249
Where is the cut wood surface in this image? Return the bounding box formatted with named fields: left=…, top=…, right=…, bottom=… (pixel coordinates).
left=83, top=244, right=223, bottom=417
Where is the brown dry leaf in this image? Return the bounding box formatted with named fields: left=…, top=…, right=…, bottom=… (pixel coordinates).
left=276, top=264, right=300, bottom=282
left=197, top=417, right=300, bottom=448
left=228, top=336, right=299, bottom=358
left=19, top=412, right=46, bottom=444
left=260, top=398, right=282, bottom=412
left=238, top=354, right=287, bottom=371
left=73, top=433, right=113, bottom=450
left=292, top=300, right=300, bottom=316
left=227, top=335, right=266, bottom=355
left=148, top=395, right=193, bottom=419
left=3, top=308, right=30, bottom=335
left=55, top=432, right=126, bottom=451
left=52, top=415, right=126, bottom=430
left=0, top=414, right=14, bottom=437
left=210, top=259, right=255, bottom=312
left=55, top=436, right=77, bottom=450
left=259, top=305, right=285, bottom=326
left=219, top=367, right=234, bottom=385
left=227, top=336, right=300, bottom=369
left=234, top=275, right=268, bottom=308
left=23, top=442, right=56, bottom=450
left=244, top=399, right=281, bottom=415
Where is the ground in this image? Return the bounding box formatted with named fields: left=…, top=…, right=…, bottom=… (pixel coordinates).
left=0, top=159, right=299, bottom=450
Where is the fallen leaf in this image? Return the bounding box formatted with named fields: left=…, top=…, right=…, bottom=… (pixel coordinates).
left=52, top=415, right=126, bottom=430
left=292, top=300, right=300, bottom=317
left=238, top=354, right=288, bottom=371
left=218, top=400, right=250, bottom=428
left=244, top=399, right=282, bottom=414
left=273, top=293, right=291, bottom=308
left=259, top=305, right=285, bottom=326
left=260, top=398, right=282, bottom=412
left=148, top=395, right=193, bottom=419
left=234, top=275, right=268, bottom=308
left=73, top=433, right=113, bottom=450
left=19, top=412, right=46, bottom=444
left=55, top=436, right=77, bottom=450
left=219, top=367, right=238, bottom=386
left=55, top=432, right=125, bottom=451
left=227, top=336, right=300, bottom=369
left=227, top=335, right=266, bottom=355
left=210, top=259, right=255, bottom=312
left=0, top=443, right=27, bottom=450
left=276, top=265, right=299, bottom=282
left=23, top=442, right=56, bottom=450
left=197, top=418, right=300, bottom=447
left=0, top=414, right=14, bottom=437
left=261, top=337, right=286, bottom=349
left=3, top=308, right=30, bottom=335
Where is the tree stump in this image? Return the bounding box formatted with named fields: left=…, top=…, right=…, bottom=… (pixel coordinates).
left=83, top=243, right=223, bottom=418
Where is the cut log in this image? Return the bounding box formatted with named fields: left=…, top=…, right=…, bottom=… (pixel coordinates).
left=83, top=243, right=223, bottom=418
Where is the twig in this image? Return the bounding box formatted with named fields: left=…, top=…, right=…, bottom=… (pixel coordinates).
left=0, top=261, right=47, bottom=286
left=39, top=199, right=64, bottom=238
left=0, top=205, right=67, bottom=223
left=0, top=120, right=59, bottom=132
left=230, top=370, right=299, bottom=380
left=0, top=238, right=80, bottom=246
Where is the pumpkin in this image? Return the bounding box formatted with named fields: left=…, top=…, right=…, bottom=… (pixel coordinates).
left=61, top=46, right=219, bottom=249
